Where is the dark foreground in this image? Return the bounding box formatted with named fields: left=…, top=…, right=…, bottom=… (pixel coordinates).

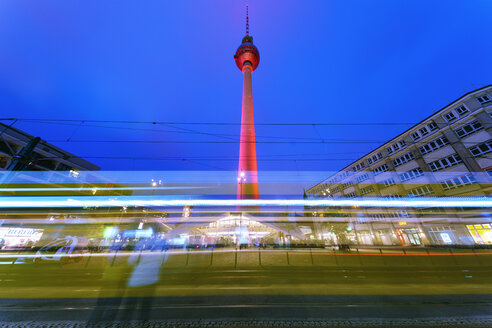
left=2, top=249, right=492, bottom=327
left=1, top=295, right=492, bottom=327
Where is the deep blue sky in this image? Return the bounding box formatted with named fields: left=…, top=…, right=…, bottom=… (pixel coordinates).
left=0, top=0, right=491, bottom=172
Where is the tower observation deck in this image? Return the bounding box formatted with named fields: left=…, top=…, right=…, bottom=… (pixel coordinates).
left=234, top=5, right=260, bottom=200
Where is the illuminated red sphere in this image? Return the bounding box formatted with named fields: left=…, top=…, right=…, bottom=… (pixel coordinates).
left=234, top=35, right=260, bottom=71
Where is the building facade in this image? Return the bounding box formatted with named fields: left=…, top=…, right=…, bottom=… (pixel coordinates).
left=0, top=122, right=98, bottom=173
left=307, top=86, right=492, bottom=246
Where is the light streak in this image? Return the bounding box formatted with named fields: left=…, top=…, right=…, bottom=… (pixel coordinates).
left=0, top=196, right=490, bottom=208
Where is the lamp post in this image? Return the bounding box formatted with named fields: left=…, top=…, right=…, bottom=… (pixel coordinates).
left=237, top=172, right=246, bottom=248
left=151, top=179, right=162, bottom=195
left=237, top=171, right=246, bottom=200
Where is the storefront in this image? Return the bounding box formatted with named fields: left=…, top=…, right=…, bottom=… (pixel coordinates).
left=396, top=228, right=423, bottom=246
left=467, top=224, right=492, bottom=244
left=0, top=227, right=44, bottom=249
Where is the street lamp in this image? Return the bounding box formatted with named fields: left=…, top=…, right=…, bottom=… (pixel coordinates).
left=237, top=171, right=246, bottom=200
left=151, top=179, right=162, bottom=195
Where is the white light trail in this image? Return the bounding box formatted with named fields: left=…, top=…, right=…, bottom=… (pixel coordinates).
left=0, top=195, right=490, bottom=208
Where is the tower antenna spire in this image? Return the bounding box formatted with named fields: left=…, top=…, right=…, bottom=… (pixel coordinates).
left=246, top=4, right=249, bottom=36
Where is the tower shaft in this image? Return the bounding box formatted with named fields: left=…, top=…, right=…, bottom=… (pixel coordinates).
left=238, top=64, right=259, bottom=199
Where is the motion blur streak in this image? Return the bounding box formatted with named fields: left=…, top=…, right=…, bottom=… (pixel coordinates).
left=0, top=195, right=490, bottom=208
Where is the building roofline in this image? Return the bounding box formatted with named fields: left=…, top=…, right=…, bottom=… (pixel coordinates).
left=0, top=122, right=99, bottom=170
left=308, top=85, right=492, bottom=191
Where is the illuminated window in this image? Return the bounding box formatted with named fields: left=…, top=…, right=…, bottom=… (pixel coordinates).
left=467, top=223, right=492, bottom=244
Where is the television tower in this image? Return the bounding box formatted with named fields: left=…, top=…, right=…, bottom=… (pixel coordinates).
left=234, top=5, right=260, bottom=200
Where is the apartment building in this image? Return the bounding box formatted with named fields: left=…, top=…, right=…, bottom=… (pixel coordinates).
left=307, top=86, right=492, bottom=246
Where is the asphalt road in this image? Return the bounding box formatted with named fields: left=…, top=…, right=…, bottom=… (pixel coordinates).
left=1, top=249, right=492, bottom=326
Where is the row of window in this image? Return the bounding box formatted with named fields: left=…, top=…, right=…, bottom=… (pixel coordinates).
left=353, top=162, right=365, bottom=172
left=393, top=152, right=414, bottom=167
left=455, top=120, right=483, bottom=138
left=399, top=168, right=424, bottom=182
left=410, top=121, right=439, bottom=141
left=345, top=192, right=357, bottom=198
left=409, top=185, right=434, bottom=197
left=373, top=164, right=389, bottom=176
left=469, top=140, right=492, bottom=157
left=386, top=140, right=407, bottom=155
left=367, top=152, right=383, bottom=165
left=325, top=111, right=488, bottom=192
left=419, top=136, right=449, bottom=155
left=442, top=105, right=469, bottom=123
left=428, top=154, right=462, bottom=172
left=356, top=173, right=370, bottom=183
left=360, top=186, right=375, bottom=195
left=440, top=174, right=476, bottom=191
left=477, top=94, right=491, bottom=104
left=382, top=177, right=396, bottom=187
left=342, top=181, right=353, bottom=189
left=329, top=170, right=480, bottom=197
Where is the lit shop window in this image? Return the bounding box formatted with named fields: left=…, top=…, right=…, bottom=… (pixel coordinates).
left=466, top=224, right=492, bottom=244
